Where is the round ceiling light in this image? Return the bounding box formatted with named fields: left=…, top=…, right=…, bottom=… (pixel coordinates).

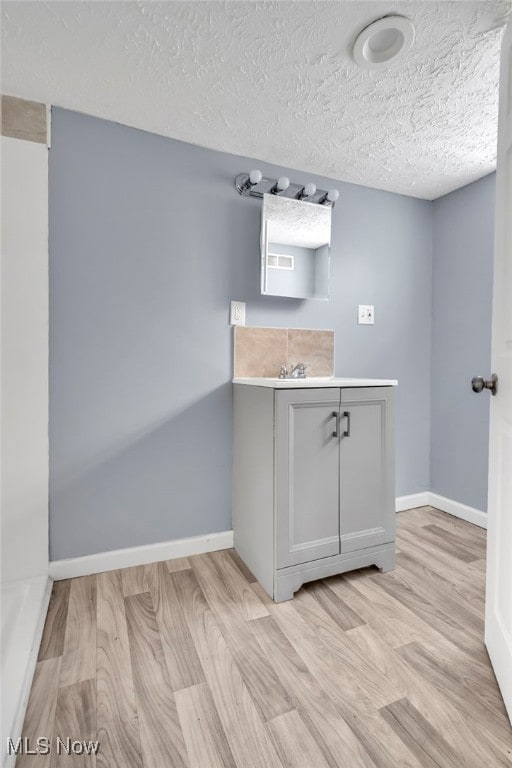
left=353, top=16, right=415, bottom=69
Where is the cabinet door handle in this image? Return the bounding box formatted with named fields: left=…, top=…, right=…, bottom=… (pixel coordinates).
left=332, top=411, right=340, bottom=438
left=343, top=410, right=351, bottom=437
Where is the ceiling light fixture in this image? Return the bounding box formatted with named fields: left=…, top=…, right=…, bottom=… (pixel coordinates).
left=353, top=16, right=415, bottom=69
left=235, top=173, right=340, bottom=208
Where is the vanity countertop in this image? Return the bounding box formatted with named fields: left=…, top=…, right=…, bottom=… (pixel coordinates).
left=233, top=377, right=398, bottom=388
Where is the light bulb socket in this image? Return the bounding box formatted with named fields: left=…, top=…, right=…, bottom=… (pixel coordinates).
left=236, top=170, right=263, bottom=193
left=321, top=189, right=340, bottom=206
left=300, top=182, right=316, bottom=200
left=271, top=176, right=290, bottom=194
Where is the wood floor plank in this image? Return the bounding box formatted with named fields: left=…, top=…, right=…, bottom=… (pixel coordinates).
left=426, top=508, right=487, bottom=542
left=293, top=586, right=402, bottom=708
left=166, top=557, right=191, bottom=574
left=51, top=679, right=97, bottom=767
left=96, top=570, right=143, bottom=768
left=344, top=623, right=416, bottom=700
left=17, top=657, right=61, bottom=768
left=397, top=526, right=485, bottom=594
left=395, top=552, right=485, bottom=621
left=399, top=641, right=512, bottom=749
left=419, top=635, right=506, bottom=711
left=38, top=580, right=71, bottom=661
left=190, top=552, right=268, bottom=624
left=250, top=580, right=275, bottom=607
left=145, top=560, right=205, bottom=691
left=269, top=600, right=425, bottom=768
left=422, top=523, right=485, bottom=561
left=121, top=565, right=149, bottom=597
left=251, top=614, right=378, bottom=768
left=372, top=568, right=487, bottom=662
left=171, top=568, right=283, bottom=768
left=191, top=552, right=292, bottom=721
left=469, top=557, right=487, bottom=572
left=227, top=548, right=257, bottom=583
left=303, top=579, right=365, bottom=631
left=346, top=623, right=512, bottom=768
left=380, top=697, right=462, bottom=768
left=409, top=525, right=477, bottom=563
left=218, top=618, right=294, bottom=722
left=60, top=576, right=97, bottom=688
left=208, top=549, right=269, bottom=621
left=383, top=564, right=483, bottom=631
left=396, top=507, right=435, bottom=528
left=124, top=592, right=188, bottom=768
left=328, top=572, right=442, bottom=650
left=266, top=710, right=332, bottom=768
left=296, top=569, right=509, bottom=768
left=175, top=682, right=237, bottom=768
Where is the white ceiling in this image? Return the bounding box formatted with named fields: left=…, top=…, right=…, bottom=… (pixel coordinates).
left=2, top=1, right=510, bottom=199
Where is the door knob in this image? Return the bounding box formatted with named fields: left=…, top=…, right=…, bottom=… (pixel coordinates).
left=471, top=374, right=498, bottom=395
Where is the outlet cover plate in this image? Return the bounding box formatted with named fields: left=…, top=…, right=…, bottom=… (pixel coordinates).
left=358, top=304, right=374, bottom=325
left=230, top=300, right=246, bottom=326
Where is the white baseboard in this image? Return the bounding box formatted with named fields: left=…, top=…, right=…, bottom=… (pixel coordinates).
left=2, top=575, right=52, bottom=768
left=49, top=530, right=234, bottom=581
left=396, top=491, right=487, bottom=529
left=49, top=491, right=486, bottom=582
left=395, top=492, right=430, bottom=512
left=428, top=492, right=487, bottom=529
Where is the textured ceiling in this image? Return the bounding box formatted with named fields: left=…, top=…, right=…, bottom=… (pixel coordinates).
left=2, top=1, right=510, bottom=199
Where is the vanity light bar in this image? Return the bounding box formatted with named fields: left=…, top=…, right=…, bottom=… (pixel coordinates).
left=235, top=171, right=339, bottom=207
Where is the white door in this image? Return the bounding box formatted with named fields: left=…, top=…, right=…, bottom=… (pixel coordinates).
left=485, top=20, right=512, bottom=724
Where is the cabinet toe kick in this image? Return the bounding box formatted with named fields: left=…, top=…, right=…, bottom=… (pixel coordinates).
left=273, top=544, right=395, bottom=603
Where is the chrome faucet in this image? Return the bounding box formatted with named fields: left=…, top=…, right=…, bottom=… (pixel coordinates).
left=289, top=363, right=308, bottom=379
left=275, top=363, right=309, bottom=379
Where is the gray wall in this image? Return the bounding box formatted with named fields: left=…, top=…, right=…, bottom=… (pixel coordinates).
left=431, top=174, right=495, bottom=512
left=49, top=108, right=433, bottom=560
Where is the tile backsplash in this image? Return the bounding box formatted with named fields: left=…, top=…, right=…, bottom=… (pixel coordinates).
left=233, top=327, right=287, bottom=378
left=234, top=326, right=334, bottom=378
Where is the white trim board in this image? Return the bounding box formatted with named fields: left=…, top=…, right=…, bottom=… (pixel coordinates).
left=49, top=530, right=234, bottom=581
left=427, top=492, right=487, bottom=529
left=396, top=492, right=487, bottom=529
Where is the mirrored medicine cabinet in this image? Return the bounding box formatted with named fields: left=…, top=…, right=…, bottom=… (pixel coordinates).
left=260, top=193, right=332, bottom=300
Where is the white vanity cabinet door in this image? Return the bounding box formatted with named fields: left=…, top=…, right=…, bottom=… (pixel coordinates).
left=275, top=388, right=341, bottom=568
left=339, top=387, right=395, bottom=554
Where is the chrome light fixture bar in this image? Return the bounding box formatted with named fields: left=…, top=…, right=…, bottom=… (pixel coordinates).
left=235, top=171, right=339, bottom=207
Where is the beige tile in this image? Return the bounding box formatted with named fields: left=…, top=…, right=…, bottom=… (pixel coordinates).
left=234, top=326, right=288, bottom=378
left=1, top=95, right=47, bottom=143
left=287, top=329, right=334, bottom=377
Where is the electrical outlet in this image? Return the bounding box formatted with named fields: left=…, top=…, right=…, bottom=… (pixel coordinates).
left=358, top=305, right=375, bottom=325
left=230, top=300, right=246, bottom=326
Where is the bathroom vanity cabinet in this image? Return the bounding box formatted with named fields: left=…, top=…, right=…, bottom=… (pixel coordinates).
left=232, top=380, right=396, bottom=601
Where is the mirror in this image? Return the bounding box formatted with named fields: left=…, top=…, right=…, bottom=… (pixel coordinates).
left=261, top=193, right=331, bottom=299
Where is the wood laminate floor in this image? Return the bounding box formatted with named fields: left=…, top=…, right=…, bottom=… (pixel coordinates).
left=17, top=507, right=512, bottom=767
